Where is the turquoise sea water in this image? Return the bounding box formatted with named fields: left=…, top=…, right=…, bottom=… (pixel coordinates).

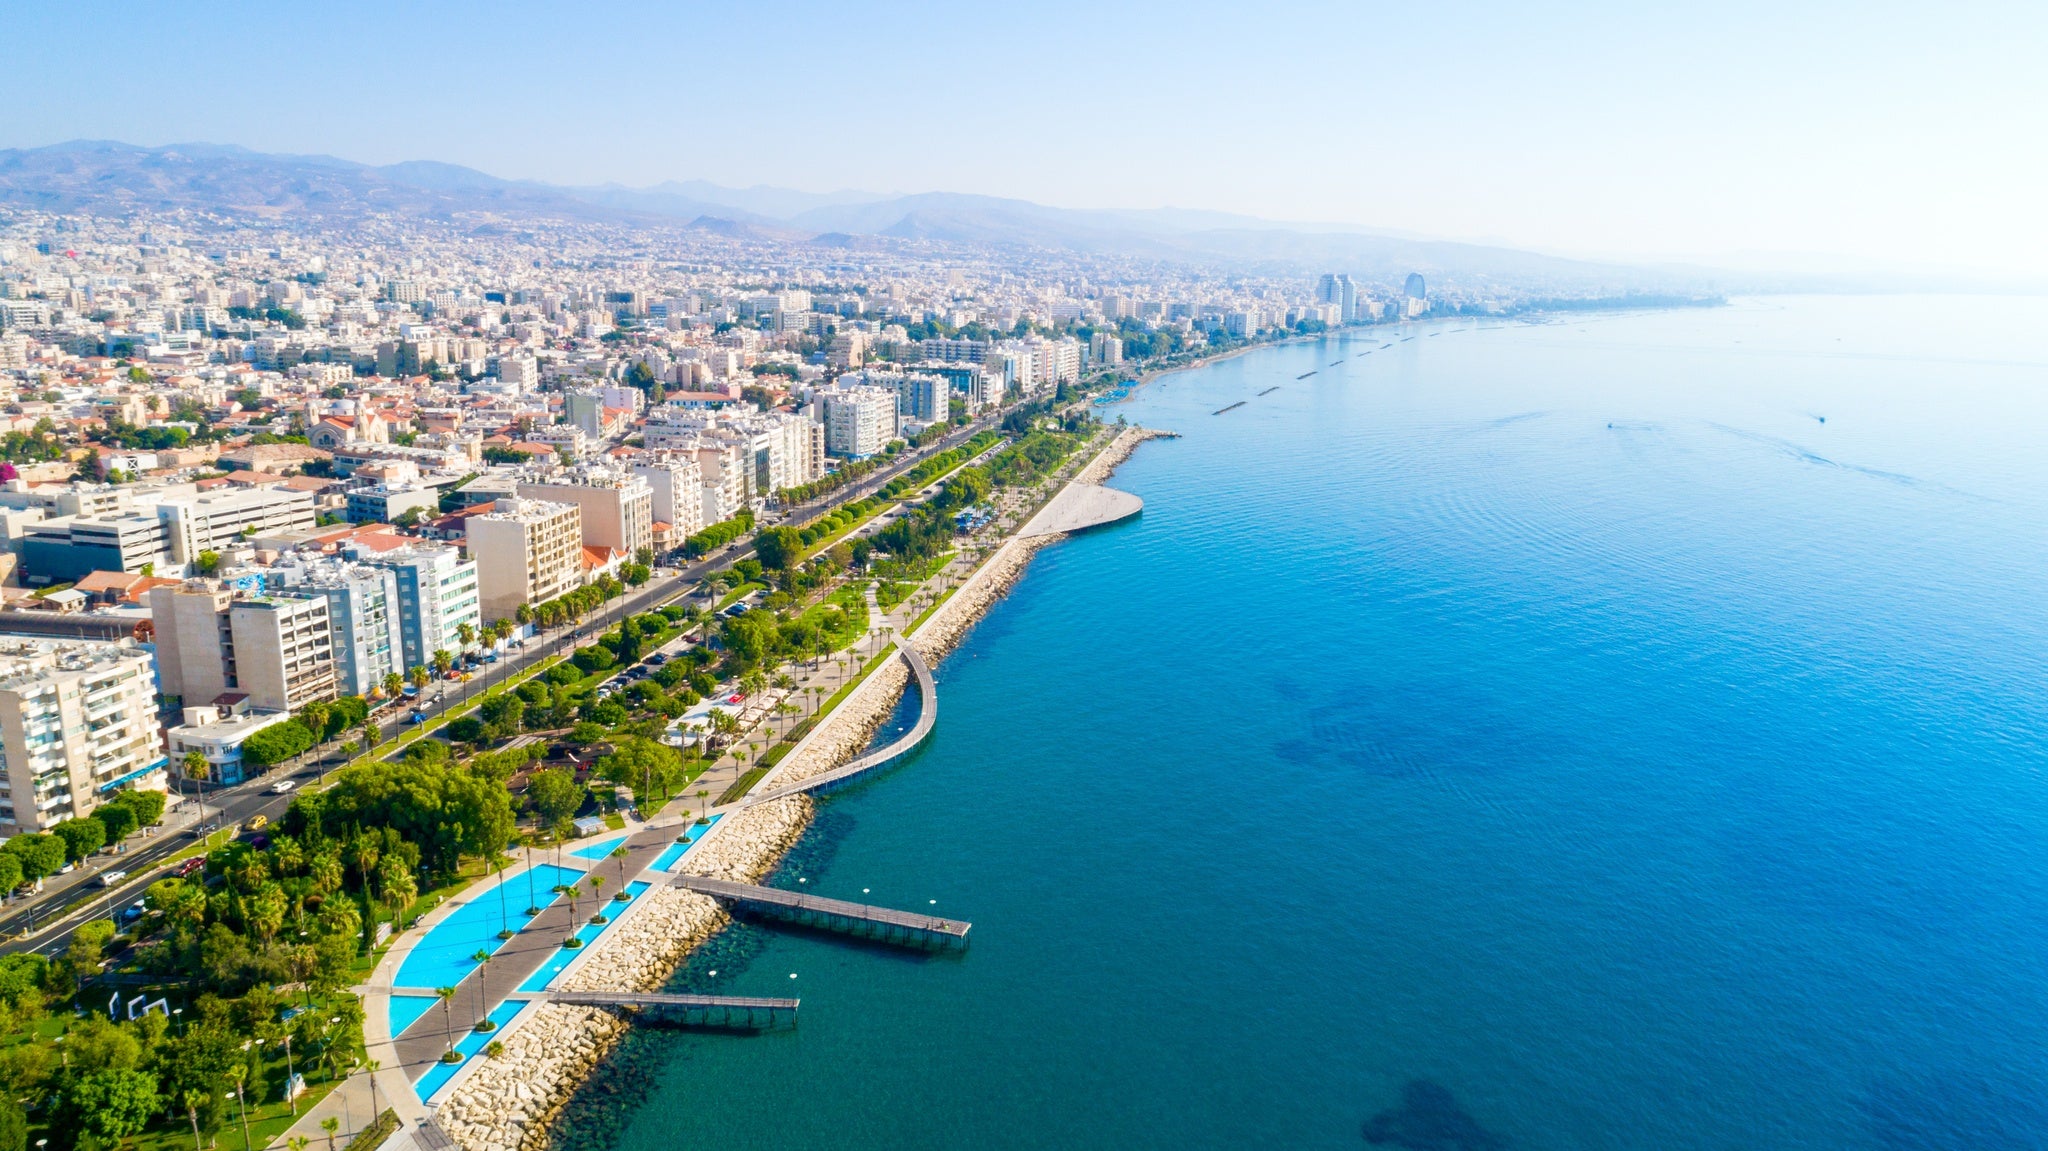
left=580, top=296, right=2048, bottom=1151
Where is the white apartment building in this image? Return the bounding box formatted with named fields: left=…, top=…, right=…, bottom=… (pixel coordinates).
left=355, top=544, right=482, bottom=673
left=0, top=638, right=163, bottom=835
left=818, top=384, right=900, bottom=458
left=630, top=457, right=708, bottom=539
left=276, top=558, right=406, bottom=697
left=466, top=498, right=583, bottom=621
left=229, top=594, right=339, bottom=712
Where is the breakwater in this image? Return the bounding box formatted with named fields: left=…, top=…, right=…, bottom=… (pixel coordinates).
left=440, top=424, right=1169, bottom=1151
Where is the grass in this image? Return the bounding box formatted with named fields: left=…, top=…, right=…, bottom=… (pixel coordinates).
left=714, top=581, right=765, bottom=610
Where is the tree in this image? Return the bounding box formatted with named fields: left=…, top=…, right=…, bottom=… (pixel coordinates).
left=525, top=767, right=584, bottom=835
left=0, top=1090, right=24, bottom=1151
left=91, top=799, right=138, bottom=843
left=4, top=833, right=65, bottom=882
left=432, top=650, right=454, bottom=678
left=457, top=622, right=477, bottom=648
left=194, top=549, right=222, bottom=576
left=436, top=985, right=459, bottom=1058
left=382, top=671, right=405, bottom=699
left=445, top=717, right=486, bottom=745
left=410, top=665, right=431, bottom=691
left=0, top=854, right=20, bottom=898
left=64, top=1068, right=160, bottom=1145
left=242, top=719, right=317, bottom=768
left=50, top=816, right=106, bottom=862
left=753, top=525, right=805, bottom=573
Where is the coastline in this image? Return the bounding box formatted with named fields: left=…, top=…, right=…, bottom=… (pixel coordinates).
left=438, top=424, right=1169, bottom=1151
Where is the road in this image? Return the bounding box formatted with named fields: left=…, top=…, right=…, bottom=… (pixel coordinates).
left=0, top=406, right=1008, bottom=959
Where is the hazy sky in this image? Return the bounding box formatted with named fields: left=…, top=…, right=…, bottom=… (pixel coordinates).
left=9, top=1, right=2046, bottom=272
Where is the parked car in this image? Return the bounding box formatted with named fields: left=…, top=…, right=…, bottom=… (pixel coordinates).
left=94, top=870, right=128, bottom=888
left=270, top=779, right=298, bottom=794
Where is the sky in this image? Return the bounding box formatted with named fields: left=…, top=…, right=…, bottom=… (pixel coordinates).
left=8, top=0, right=2048, bottom=274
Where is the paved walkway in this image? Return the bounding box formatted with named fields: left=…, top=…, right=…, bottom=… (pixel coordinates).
left=1019, top=482, right=1142, bottom=537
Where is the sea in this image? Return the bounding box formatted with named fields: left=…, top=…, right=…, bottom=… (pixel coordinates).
left=561, top=295, right=2048, bottom=1150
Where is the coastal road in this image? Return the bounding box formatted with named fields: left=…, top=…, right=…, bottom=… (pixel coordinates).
left=0, top=403, right=1011, bottom=958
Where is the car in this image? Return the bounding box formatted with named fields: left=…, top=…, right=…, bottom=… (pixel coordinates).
left=407, top=710, right=428, bottom=724
left=93, top=870, right=128, bottom=888
left=648, top=653, right=667, bottom=665
left=270, top=779, right=297, bottom=794
left=174, top=857, right=205, bottom=878
left=243, top=814, right=269, bottom=832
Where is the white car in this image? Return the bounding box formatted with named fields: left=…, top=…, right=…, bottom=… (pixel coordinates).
left=94, top=870, right=128, bottom=888
left=270, top=779, right=298, bottom=794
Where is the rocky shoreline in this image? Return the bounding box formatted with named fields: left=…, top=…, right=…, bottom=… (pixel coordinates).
left=435, top=425, right=1168, bottom=1151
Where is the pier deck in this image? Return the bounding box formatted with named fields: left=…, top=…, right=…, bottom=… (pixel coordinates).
left=745, top=639, right=937, bottom=804
left=551, top=989, right=798, bottom=1029
left=673, top=874, right=970, bottom=949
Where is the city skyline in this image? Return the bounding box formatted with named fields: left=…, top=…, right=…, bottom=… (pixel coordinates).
left=7, top=1, right=2046, bottom=275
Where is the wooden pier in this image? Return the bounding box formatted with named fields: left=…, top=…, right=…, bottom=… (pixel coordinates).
left=673, top=874, right=970, bottom=950
left=550, top=989, right=799, bottom=1030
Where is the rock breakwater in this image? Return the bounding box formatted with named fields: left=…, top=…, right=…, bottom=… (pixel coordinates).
left=437, top=1004, right=626, bottom=1151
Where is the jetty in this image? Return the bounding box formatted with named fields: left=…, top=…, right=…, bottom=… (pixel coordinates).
left=1213, top=401, right=1245, bottom=414
left=1257, top=386, right=1279, bottom=396
left=550, top=989, right=798, bottom=1030
left=746, top=638, right=937, bottom=803
left=672, top=874, right=971, bottom=950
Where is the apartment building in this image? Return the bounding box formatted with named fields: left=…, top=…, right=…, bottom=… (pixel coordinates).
left=356, top=544, right=481, bottom=672
left=276, top=558, right=405, bottom=696
left=149, top=582, right=340, bottom=712
left=516, top=469, right=654, bottom=560
left=0, top=638, right=164, bottom=835
left=818, top=384, right=900, bottom=458
left=466, top=498, right=582, bottom=621
left=630, top=457, right=708, bottom=540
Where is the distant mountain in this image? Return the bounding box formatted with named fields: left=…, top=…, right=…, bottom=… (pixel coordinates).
left=0, top=140, right=1698, bottom=286
left=0, top=140, right=614, bottom=221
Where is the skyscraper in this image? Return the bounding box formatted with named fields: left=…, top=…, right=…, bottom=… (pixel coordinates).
left=1404, top=273, right=1427, bottom=300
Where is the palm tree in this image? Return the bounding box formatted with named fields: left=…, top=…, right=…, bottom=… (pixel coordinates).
left=471, top=949, right=493, bottom=1031
left=587, top=873, right=606, bottom=919
left=382, top=670, right=403, bottom=699
left=409, top=665, right=430, bottom=691
left=432, top=649, right=454, bottom=678
left=561, top=882, right=580, bottom=943
left=291, top=1135, right=310, bottom=1151
left=182, top=750, right=210, bottom=827
left=457, top=622, right=477, bottom=649
left=611, top=845, right=630, bottom=896
left=435, top=985, right=458, bottom=1060
left=320, top=1115, right=340, bottom=1151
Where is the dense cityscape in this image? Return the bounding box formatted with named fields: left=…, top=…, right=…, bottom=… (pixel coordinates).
left=0, top=198, right=1559, bottom=1151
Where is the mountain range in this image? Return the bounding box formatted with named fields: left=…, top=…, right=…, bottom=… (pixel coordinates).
left=0, top=140, right=1701, bottom=289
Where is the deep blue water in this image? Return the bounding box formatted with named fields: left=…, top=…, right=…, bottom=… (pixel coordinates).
left=592, top=296, right=2048, bottom=1151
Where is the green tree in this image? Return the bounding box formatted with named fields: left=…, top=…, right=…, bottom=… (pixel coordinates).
left=50, top=816, right=106, bottom=862
left=525, top=767, right=584, bottom=835
left=753, top=525, right=805, bottom=573
left=194, top=549, right=222, bottom=576
left=0, top=1090, right=24, bottom=1151
left=4, top=827, right=65, bottom=872
left=91, top=800, right=138, bottom=843
left=63, top=1067, right=160, bottom=1144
